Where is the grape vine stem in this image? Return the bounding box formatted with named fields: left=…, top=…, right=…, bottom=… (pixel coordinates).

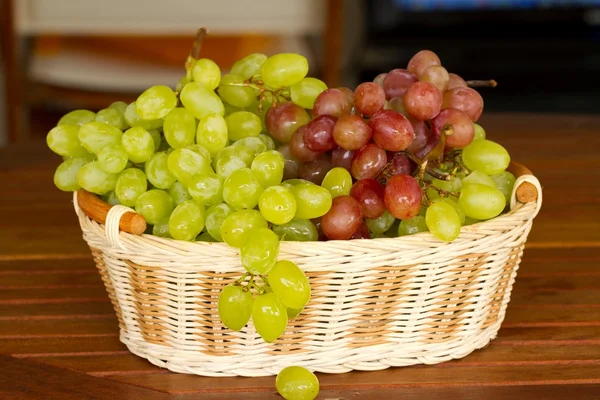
left=467, top=79, right=497, bottom=88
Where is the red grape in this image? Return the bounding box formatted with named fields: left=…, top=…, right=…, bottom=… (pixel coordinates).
left=387, top=152, right=412, bottom=176
left=406, top=118, right=429, bottom=154
left=403, top=81, right=443, bottom=121
left=332, top=114, right=373, bottom=151
left=266, top=102, right=310, bottom=143
left=278, top=144, right=302, bottom=181
left=443, top=87, right=484, bottom=122
left=384, top=174, right=422, bottom=220
left=350, top=222, right=371, bottom=239
left=313, top=88, right=353, bottom=118
left=331, top=147, right=354, bottom=171
left=407, top=50, right=441, bottom=77
left=337, top=87, right=355, bottom=103
left=419, top=65, right=450, bottom=93
left=447, top=73, right=467, bottom=90
left=350, top=178, right=386, bottom=219
left=369, top=109, right=415, bottom=152
left=290, top=125, right=321, bottom=162
left=299, top=154, right=332, bottom=185
left=373, top=73, right=388, bottom=87
left=350, top=143, right=387, bottom=180
left=353, top=82, right=385, bottom=116
left=303, top=115, right=338, bottom=152
left=383, top=69, right=418, bottom=100
left=431, top=108, right=474, bottom=149
left=321, top=195, right=363, bottom=240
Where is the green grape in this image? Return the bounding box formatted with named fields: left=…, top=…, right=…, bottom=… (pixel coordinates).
left=124, top=102, right=163, bottom=130
left=148, top=129, right=161, bottom=151
left=145, top=152, right=176, bottom=189
left=169, top=181, right=192, bottom=205
left=176, top=75, right=190, bottom=92
left=168, top=200, right=205, bottom=241
left=53, top=157, right=89, bottom=191
left=191, top=58, right=221, bottom=90
left=287, top=307, right=303, bottom=320
left=115, top=168, right=147, bottom=207
left=77, top=161, right=118, bottom=195
left=490, top=171, right=516, bottom=203
left=180, top=81, right=224, bottom=120
left=398, top=215, right=428, bottom=236
left=58, top=109, right=95, bottom=126
left=46, top=124, right=90, bottom=157
left=290, top=183, right=333, bottom=220
left=258, top=133, right=276, bottom=150
left=222, top=168, right=263, bottom=210
left=223, top=102, right=242, bottom=116
left=426, top=175, right=462, bottom=200
left=251, top=150, right=285, bottom=187
left=220, top=209, right=267, bottom=248
left=186, top=144, right=212, bottom=164
left=136, top=85, right=177, bottom=120
left=268, top=260, right=310, bottom=310
left=196, top=231, right=216, bottom=242
left=272, top=219, right=318, bottom=242
left=78, top=122, right=122, bottom=154
left=95, top=107, right=128, bottom=130
left=261, top=53, right=309, bottom=88
left=106, top=191, right=121, bottom=206
left=196, top=114, right=228, bottom=156
left=365, top=210, right=395, bottom=234
left=152, top=218, right=171, bottom=238
left=230, top=53, right=267, bottom=80
left=135, top=189, right=174, bottom=225
left=232, top=137, right=267, bottom=158
left=167, top=148, right=212, bottom=186
left=458, top=183, right=506, bottom=220
left=109, top=101, right=128, bottom=114
left=229, top=145, right=255, bottom=166
left=436, top=197, right=466, bottom=226
left=281, top=179, right=312, bottom=190
left=225, top=111, right=262, bottom=141
left=240, top=227, right=280, bottom=275
left=473, top=123, right=486, bottom=140
left=462, top=139, right=511, bottom=175
left=320, top=167, right=352, bottom=198
left=97, top=145, right=128, bottom=174
left=215, top=153, right=246, bottom=180
left=205, top=202, right=234, bottom=241
left=121, top=127, right=155, bottom=163
left=218, top=284, right=253, bottom=331
left=384, top=219, right=401, bottom=238
left=462, top=170, right=495, bottom=188
left=258, top=185, right=297, bottom=225
left=188, top=171, right=223, bottom=206
left=276, top=366, right=319, bottom=400
left=425, top=200, right=461, bottom=242
left=163, top=107, right=196, bottom=149
left=217, top=74, right=258, bottom=108
left=251, top=292, right=288, bottom=343
left=290, top=77, right=328, bottom=109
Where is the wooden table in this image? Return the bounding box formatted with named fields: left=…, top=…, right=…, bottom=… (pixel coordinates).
left=1, top=113, right=599, bottom=399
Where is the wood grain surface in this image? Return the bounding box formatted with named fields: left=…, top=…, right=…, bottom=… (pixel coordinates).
left=1, top=112, right=599, bottom=399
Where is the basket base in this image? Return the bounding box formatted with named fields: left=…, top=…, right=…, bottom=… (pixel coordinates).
left=119, top=321, right=502, bottom=377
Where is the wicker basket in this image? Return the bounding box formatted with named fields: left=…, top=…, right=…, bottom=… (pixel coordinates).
left=73, top=162, right=542, bottom=377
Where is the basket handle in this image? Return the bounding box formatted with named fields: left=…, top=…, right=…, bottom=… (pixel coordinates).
left=75, top=190, right=147, bottom=235
left=507, top=160, right=543, bottom=217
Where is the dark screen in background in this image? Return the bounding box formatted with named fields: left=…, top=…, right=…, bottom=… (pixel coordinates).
left=360, top=0, right=600, bottom=114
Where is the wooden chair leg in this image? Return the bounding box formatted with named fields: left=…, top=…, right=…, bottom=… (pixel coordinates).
left=1, top=0, right=26, bottom=144
left=323, top=0, right=343, bottom=88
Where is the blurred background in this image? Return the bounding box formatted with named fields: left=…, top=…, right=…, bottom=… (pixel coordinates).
left=1, top=0, right=600, bottom=147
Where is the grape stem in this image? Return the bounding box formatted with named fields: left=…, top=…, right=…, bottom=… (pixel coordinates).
left=466, top=79, right=497, bottom=88
left=185, top=27, right=208, bottom=75
left=248, top=275, right=265, bottom=295
left=235, top=272, right=250, bottom=286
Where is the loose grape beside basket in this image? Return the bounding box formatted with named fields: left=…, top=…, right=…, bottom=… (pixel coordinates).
left=74, top=161, right=542, bottom=377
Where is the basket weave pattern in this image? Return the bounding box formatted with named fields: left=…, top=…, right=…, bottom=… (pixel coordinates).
left=75, top=174, right=542, bottom=377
